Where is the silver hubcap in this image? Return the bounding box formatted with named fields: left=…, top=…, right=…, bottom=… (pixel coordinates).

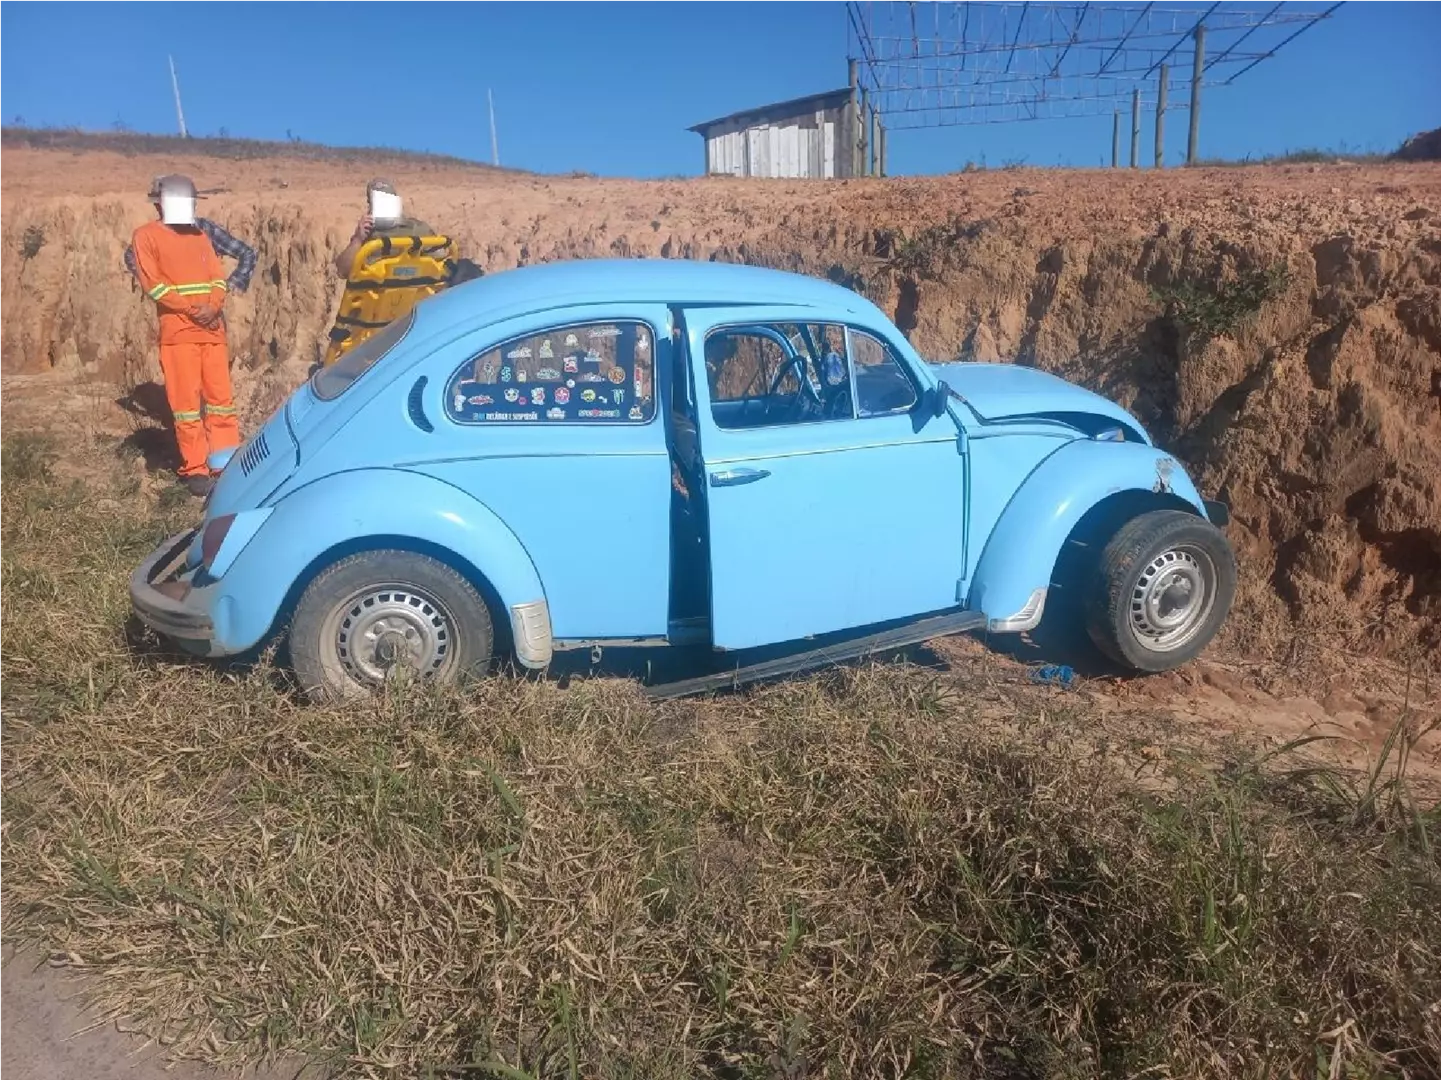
left=1128, top=546, right=1214, bottom=653
left=329, top=584, right=454, bottom=686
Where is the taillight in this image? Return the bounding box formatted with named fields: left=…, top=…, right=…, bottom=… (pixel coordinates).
left=200, top=514, right=236, bottom=567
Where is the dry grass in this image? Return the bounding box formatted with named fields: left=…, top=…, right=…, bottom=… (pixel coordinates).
left=3, top=432, right=1439, bottom=1080
left=0, top=126, right=523, bottom=173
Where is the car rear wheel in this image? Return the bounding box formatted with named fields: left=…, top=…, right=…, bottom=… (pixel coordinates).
left=1085, top=509, right=1236, bottom=673
left=289, top=550, right=495, bottom=701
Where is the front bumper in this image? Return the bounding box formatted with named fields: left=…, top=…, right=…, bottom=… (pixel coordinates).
left=129, top=528, right=221, bottom=654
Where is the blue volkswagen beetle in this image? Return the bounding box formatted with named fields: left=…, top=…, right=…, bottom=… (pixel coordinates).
left=130, top=259, right=1236, bottom=700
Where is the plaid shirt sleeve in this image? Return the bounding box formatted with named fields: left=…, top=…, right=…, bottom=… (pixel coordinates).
left=198, top=218, right=257, bottom=293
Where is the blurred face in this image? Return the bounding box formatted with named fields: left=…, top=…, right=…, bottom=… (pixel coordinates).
left=160, top=191, right=196, bottom=225
left=369, top=188, right=403, bottom=222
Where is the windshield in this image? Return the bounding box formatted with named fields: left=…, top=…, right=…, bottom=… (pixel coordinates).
left=311, top=311, right=415, bottom=401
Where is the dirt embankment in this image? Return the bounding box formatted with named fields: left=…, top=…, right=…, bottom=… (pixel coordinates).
left=2, top=147, right=1439, bottom=660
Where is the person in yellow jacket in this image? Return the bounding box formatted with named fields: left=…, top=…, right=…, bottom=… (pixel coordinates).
left=129, top=174, right=247, bottom=497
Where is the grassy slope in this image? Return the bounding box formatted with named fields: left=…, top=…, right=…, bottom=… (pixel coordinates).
left=2, top=430, right=1438, bottom=1079
left=0, top=126, right=526, bottom=173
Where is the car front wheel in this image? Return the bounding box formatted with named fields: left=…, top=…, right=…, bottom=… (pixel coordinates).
left=1085, top=509, right=1236, bottom=673
left=289, top=550, right=495, bottom=701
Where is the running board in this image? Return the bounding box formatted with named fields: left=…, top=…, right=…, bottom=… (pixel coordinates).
left=644, top=610, right=987, bottom=700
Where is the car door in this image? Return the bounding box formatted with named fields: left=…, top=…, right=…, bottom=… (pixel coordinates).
left=407, top=304, right=674, bottom=640
left=683, top=305, right=969, bottom=651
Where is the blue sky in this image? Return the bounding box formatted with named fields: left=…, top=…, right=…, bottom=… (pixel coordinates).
left=2, top=2, right=1437, bottom=176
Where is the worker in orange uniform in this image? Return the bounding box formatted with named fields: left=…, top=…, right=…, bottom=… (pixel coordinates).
left=130, top=174, right=247, bottom=497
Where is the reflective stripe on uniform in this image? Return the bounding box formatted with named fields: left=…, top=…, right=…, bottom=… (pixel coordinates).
left=205, top=403, right=237, bottom=415
left=151, top=280, right=224, bottom=299
left=173, top=409, right=204, bottom=423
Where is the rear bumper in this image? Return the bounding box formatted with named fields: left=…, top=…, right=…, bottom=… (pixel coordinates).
left=129, top=529, right=222, bottom=654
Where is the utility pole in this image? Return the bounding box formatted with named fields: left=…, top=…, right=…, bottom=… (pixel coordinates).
left=1155, top=63, right=1168, bottom=168
left=845, top=59, right=858, bottom=178
left=487, top=88, right=499, bottom=166
left=867, top=97, right=878, bottom=176
left=1129, top=87, right=1140, bottom=168
left=859, top=87, right=871, bottom=177
left=1188, top=25, right=1205, bottom=164
left=168, top=54, right=188, bottom=138
left=878, top=121, right=887, bottom=178
left=1111, top=111, right=1120, bottom=168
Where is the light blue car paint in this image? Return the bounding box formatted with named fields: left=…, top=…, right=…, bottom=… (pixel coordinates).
left=205, top=401, right=299, bottom=517
left=683, top=304, right=968, bottom=649
left=410, top=448, right=672, bottom=640
left=130, top=258, right=1230, bottom=682
left=962, top=431, right=1077, bottom=584
left=967, top=439, right=1207, bottom=628
left=295, top=303, right=676, bottom=641
left=207, top=446, right=238, bottom=473
left=929, top=361, right=1151, bottom=441
left=187, top=468, right=548, bottom=655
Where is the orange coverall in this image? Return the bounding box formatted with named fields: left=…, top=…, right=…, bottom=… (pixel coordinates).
left=130, top=220, right=240, bottom=478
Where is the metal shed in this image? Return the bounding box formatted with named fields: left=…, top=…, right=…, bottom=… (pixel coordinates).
left=689, top=83, right=884, bottom=179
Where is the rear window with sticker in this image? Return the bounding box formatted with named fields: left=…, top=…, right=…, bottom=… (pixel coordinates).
left=445, top=321, right=656, bottom=425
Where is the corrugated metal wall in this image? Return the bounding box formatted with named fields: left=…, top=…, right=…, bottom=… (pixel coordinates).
left=702, top=106, right=845, bottom=179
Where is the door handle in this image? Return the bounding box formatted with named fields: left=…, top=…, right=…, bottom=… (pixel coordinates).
left=710, top=466, right=771, bottom=488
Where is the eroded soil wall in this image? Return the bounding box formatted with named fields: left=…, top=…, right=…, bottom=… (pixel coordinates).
left=3, top=148, right=1438, bottom=657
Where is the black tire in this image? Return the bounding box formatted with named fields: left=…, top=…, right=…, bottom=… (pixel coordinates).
left=1085, top=509, right=1236, bottom=673
left=289, top=550, right=495, bottom=702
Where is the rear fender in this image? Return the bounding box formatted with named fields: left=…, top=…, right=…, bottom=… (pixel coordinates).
left=209, top=469, right=550, bottom=664
left=968, top=440, right=1207, bottom=631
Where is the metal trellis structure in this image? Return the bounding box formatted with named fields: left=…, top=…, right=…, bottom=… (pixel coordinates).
left=845, top=1, right=1342, bottom=163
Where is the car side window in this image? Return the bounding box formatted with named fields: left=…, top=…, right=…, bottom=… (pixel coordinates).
left=848, top=328, right=919, bottom=418
left=704, top=322, right=854, bottom=430
left=445, top=320, right=656, bottom=425
left=706, top=330, right=793, bottom=403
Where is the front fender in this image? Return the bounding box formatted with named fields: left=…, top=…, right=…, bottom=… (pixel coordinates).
left=967, top=440, right=1207, bottom=630
left=207, top=468, right=549, bottom=662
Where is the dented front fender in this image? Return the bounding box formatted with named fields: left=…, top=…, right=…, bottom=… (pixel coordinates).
left=967, top=439, right=1209, bottom=630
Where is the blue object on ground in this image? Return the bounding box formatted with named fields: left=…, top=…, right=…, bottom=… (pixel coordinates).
left=1031, top=664, right=1076, bottom=688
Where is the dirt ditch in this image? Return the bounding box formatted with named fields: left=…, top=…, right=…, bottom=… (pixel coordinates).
left=3, top=143, right=1439, bottom=664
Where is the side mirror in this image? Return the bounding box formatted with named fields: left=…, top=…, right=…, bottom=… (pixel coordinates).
left=932, top=381, right=950, bottom=418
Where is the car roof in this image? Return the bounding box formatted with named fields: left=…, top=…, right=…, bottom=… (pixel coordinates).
left=414, top=258, right=881, bottom=329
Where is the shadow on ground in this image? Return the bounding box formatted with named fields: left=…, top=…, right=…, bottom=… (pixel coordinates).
left=117, top=381, right=170, bottom=425
left=541, top=639, right=952, bottom=693
left=979, top=611, right=1129, bottom=680
left=120, top=607, right=966, bottom=700
left=115, top=382, right=177, bottom=473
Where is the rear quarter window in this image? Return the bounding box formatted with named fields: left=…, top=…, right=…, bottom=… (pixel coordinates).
left=445, top=320, right=656, bottom=425
left=311, top=311, right=414, bottom=401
